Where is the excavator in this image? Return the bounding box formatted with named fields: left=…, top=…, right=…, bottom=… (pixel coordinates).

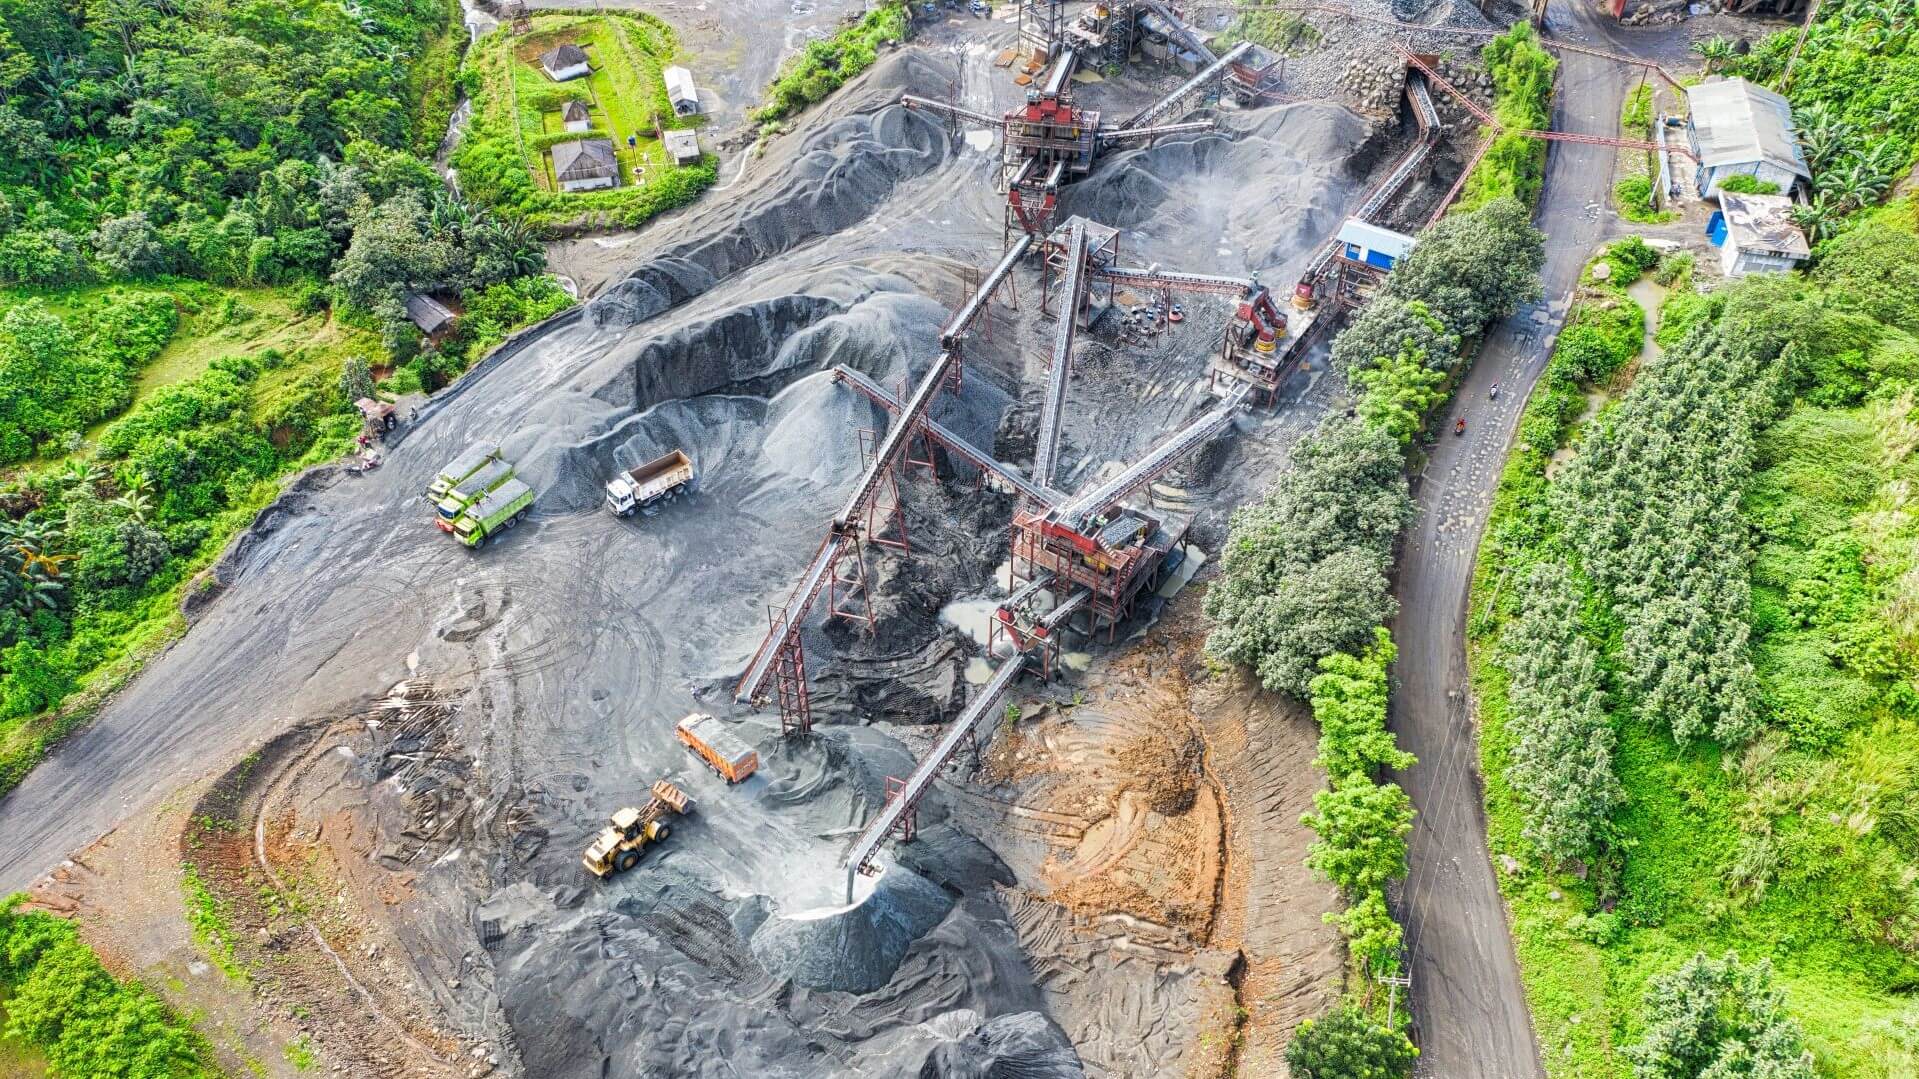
left=581, top=780, right=692, bottom=879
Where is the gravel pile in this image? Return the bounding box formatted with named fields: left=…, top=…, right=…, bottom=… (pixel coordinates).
left=749, top=864, right=955, bottom=993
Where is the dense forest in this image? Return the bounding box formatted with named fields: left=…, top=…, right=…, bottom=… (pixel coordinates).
left=0, top=0, right=546, bottom=356
left=1473, top=212, right=1919, bottom=1075
left=0, top=0, right=571, bottom=800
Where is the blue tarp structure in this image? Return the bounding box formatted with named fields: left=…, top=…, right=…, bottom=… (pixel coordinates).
left=1706, top=211, right=1728, bottom=247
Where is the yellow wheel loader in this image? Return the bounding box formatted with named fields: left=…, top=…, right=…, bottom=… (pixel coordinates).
left=582, top=780, right=692, bottom=879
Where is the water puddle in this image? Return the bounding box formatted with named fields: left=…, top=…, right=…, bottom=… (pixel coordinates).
left=940, top=599, right=997, bottom=647
left=964, top=128, right=997, bottom=152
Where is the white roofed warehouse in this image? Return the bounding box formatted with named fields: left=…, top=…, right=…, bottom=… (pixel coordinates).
left=1684, top=77, right=1810, bottom=199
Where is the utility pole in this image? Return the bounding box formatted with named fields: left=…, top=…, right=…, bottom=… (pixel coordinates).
left=1380, top=972, right=1413, bottom=1030
left=1781, top=0, right=1822, bottom=91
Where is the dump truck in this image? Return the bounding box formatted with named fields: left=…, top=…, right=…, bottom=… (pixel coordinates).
left=434, top=456, right=516, bottom=523
left=582, top=780, right=692, bottom=879
left=604, top=449, right=695, bottom=517
left=676, top=713, right=759, bottom=783
left=450, top=478, right=535, bottom=548
left=426, top=444, right=502, bottom=503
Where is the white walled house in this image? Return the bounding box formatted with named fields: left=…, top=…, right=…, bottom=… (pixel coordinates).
left=561, top=100, right=592, bottom=132
left=664, top=65, right=700, bottom=116
left=1685, top=78, right=1810, bottom=199
left=1715, top=192, right=1811, bottom=277
left=552, top=138, right=618, bottom=192
left=541, top=44, right=591, bottom=82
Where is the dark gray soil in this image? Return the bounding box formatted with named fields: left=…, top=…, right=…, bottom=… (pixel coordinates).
left=0, top=14, right=1437, bottom=1076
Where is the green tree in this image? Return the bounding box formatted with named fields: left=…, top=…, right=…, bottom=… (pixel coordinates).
left=1328, top=888, right=1403, bottom=978
left=1285, top=1004, right=1417, bottom=1079
left=1205, top=415, right=1409, bottom=696
left=1302, top=778, right=1415, bottom=896
left=1625, top=952, right=1814, bottom=1079
left=1387, top=197, right=1544, bottom=340
left=1331, top=297, right=1459, bottom=378
left=339, top=356, right=376, bottom=404
left=1310, top=628, right=1414, bottom=781
left=1354, top=345, right=1447, bottom=445
left=92, top=211, right=168, bottom=277
left=1501, top=561, right=1622, bottom=867
left=1692, top=38, right=1737, bottom=73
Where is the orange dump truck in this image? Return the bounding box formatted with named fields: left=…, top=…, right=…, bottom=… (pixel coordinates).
left=676, top=713, right=759, bottom=783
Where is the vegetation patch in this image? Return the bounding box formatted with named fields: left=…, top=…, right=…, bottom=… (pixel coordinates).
left=181, top=864, right=245, bottom=984
left=455, top=12, right=717, bottom=233
left=1613, top=86, right=1676, bottom=224
left=1456, top=23, right=1556, bottom=212
left=754, top=4, right=910, bottom=127
left=1214, top=11, right=1320, bottom=57
left=0, top=896, right=215, bottom=1078
left=1469, top=214, right=1919, bottom=1077
left=1727, top=0, right=1918, bottom=240
left=1207, top=197, right=1547, bottom=1066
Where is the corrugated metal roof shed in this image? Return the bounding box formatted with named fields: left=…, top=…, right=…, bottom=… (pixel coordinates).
left=552, top=138, right=617, bottom=181
left=1685, top=77, right=1809, bottom=179
left=404, top=292, right=456, bottom=334
left=1336, top=218, right=1417, bottom=260
left=663, top=65, right=697, bottom=102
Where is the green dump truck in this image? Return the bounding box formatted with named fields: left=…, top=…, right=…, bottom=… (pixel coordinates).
left=435, top=457, right=516, bottom=524
left=426, top=444, right=502, bottom=504
left=451, top=478, right=535, bottom=549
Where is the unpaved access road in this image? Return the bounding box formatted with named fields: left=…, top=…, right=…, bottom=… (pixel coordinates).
left=1388, top=3, right=1692, bottom=1076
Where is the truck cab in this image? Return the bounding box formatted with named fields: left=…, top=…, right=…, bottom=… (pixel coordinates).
left=426, top=444, right=502, bottom=503
left=436, top=457, right=516, bottom=525
left=604, top=449, right=695, bottom=517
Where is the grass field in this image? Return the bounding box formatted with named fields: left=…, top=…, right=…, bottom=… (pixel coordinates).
left=457, top=12, right=715, bottom=231
left=509, top=16, right=686, bottom=188
left=0, top=282, right=385, bottom=467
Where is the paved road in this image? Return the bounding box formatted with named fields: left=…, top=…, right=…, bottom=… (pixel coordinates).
left=1387, top=4, right=1685, bottom=1075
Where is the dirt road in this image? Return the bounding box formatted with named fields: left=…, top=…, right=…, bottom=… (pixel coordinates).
left=1387, top=4, right=1691, bottom=1075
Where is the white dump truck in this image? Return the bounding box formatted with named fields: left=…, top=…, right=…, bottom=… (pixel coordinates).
left=604, top=449, right=695, bottom=517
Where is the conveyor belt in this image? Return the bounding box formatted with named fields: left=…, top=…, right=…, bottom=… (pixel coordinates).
left=1042, top=49, right=1078, bottom=96
left=833, top=234, right=1032, bottom=531
left=739, top=235, right=1033, bottom=704
left=1136, top=0, right=1215, bottom=65
left=899, top=94, right=1002, bottom=129
left=843, top=654, right=1028, bottom=895
left=1034, top=220, right=1087, bottom=489
left=1040, top=588, right=1089, bottom=629
left=1094, top=119, right=1214, bottom=147
left=1055, top=386, right=1248, bottom=530
left=1118, top=41, right=1252, bottom=130
left=1092, top=265, right=1251, bottom=296
left=831, top=366, right=1060, bottom=507
left=734, top=534, right=848, bottom=703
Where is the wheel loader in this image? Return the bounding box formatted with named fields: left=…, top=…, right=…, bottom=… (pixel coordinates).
left=582, top=780, right=692, bottom=879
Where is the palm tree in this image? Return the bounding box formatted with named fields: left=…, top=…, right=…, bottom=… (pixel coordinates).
left=1814, top=161, right=1882, bottom=212
left=1793, top=103, right=1853, bottom=171
left=1791, top=196, right=1839, bottom=242
left=1692, top=38, right=1737, bottom=74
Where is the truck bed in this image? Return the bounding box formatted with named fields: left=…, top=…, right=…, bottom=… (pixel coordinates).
left=627, top=450, right=693, bottom=488
left=676, top=714, right=758, bottom=783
